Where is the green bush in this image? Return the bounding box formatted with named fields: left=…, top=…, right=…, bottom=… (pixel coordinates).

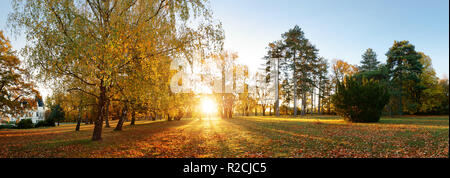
left=44, top=118, right=56, bottom=127
left=16, top=119, right=34, bottom=129
left=35, top=117, right=56, bottom=128
left=0, top=124, right=16, bottom=129
left=35, top=121, right=44, bottom=128
left=332, top=76, right=390, bottom=123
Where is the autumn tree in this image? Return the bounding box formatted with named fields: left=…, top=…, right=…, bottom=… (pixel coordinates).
left=0, top=31, right=39, bottom=118
left=236, top=66, right=250, bottom=116
left=413, top=52, right=445, bottom=114
left=75, top=92, right=95, bottom=131
left=213, top=51, right=238, bottom=118
left=253, top=72, right=272, bottom=116
left=437, top=77, right=449, bottom=114
left=332, top=59, right=359, bottom=85
left=10, top=0, right=223, bottom=140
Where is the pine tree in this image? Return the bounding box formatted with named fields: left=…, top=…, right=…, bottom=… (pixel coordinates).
left=359, top=48, right=380, bottom=71
left=386, top=41, right=423, bottom=116
left=298, top=42, right=319, bottom=116
left=264, top=41, right=284, bottom=116
left=316, top=57, right=329, bottom=115
left=282, top=25, right=307, bottom=117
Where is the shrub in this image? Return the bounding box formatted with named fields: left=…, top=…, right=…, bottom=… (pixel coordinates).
left=16, top=119, right=34, bottom=129
left=0, top=124, right=16, bottom=129
left=35, top=117, right=56, bottom=128
left=44, top=117, right=56, bottom=127
left=34, top=120, right=46, bottom=128
left=332, top=76, right=390, bottom=123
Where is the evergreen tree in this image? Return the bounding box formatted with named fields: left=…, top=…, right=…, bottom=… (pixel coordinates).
left=280, top=73, right=292, bottom=114
left=316, top=57, right=329, bottom=115
left=332, top=76, right=390, bottom=123
left=49, top=104, right=65, bottom=126
left=299, top=42, right=319, bottom=116
left=359, top=48, right=380, bottom=71
left=282, top=25, right=308, bottom=116
left=386, top=41, right=423, bottom=116
left=263, top=41, right=284, bottom=116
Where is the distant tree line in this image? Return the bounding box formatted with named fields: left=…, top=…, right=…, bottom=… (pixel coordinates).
left=259, top=25, right=449, bottom=118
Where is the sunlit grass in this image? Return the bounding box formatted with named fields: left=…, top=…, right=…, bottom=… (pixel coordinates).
left=0, top=115, right=448, bottom=158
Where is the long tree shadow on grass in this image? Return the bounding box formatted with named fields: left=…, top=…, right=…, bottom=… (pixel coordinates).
left=0, top=119, right=196, bottom=158
left=222, top=116, right=448, bottom=158
left=379, top=116, right=449, bottom=127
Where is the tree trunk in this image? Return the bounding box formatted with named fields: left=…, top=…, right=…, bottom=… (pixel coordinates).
left=92, top=85, right=106, bottom=141
left=388, top=101, right=393, bottom=117
left=114, top=104, right=128, bottom=131
left=84, top=113, right=89, bottom=125
left=398, top=82, right=403, bottom=116
left=318, top=91, right=322, bottom=115
left=246, top=106, right=249, bottom=116
left=301, top=93, right=307, bottom=116
left=262, top=105, right=266, bottom=116
left=311, top=88, right=314, bottom=116
left=130, top=109, right=136, bottom=125
left=274, top=58, right=280, bottom=117
left=327, top=86, right=331, bottom=114
left=221, top=65, right=226, bottom=119
left=318, top=79, right=322, bottom=115
left=104, top=100, right=110, bottom=128
left=293, top=52, right=297, bottom=117
left=75, top=106, right=82, bottom=131
left=75, top=118, right=81, bottom=131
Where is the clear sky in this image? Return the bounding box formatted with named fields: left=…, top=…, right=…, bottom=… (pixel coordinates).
left=209, top=0, right=449, bottom=77
left=0, top=0, right=449, bottom=98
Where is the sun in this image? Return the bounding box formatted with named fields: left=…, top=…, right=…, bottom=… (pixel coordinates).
left=201, top=97, right=217, bottom=115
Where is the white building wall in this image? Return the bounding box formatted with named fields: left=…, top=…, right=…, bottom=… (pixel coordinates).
left=6, top=105, right=45, bottom=124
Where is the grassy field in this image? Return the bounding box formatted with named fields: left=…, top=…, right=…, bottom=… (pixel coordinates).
left=0, top=115, right=448, bottom=158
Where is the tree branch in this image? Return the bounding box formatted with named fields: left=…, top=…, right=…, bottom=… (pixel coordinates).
left=67, top=88, right=99, bottom=99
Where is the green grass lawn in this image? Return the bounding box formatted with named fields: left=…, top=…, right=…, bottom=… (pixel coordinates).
left=0, top=115, right=448, bottom=158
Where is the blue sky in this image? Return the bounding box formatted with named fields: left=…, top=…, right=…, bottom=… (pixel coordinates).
left=209, top=0, right=449, bottom=77
left=0, top=0, right=448, bottom=95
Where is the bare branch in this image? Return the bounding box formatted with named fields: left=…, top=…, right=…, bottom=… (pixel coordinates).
left=67, top=88, right=99, bottom=99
